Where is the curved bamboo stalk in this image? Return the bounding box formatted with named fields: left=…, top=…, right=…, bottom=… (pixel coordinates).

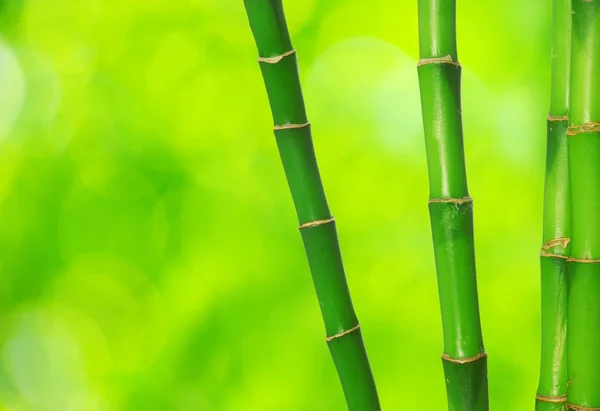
left=417, top=1, right=488, bottom=410
left=566, top=1, right=600, bottom=410
left=536, top=0, right=571, bottom=410
left=243, top=1, right=381, bottom=410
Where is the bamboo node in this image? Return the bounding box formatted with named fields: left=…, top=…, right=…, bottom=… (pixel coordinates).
left=274, top=122, right=310, bottom=131
left=567, top=257, right=600, bottom=263
left=536, top=394, right=567, bottom=403
left=299, top=216, right=335, bottom=229
left=442, top=351, right=487, bottom=365
left=429, top=197, right=473, bottom=205
left=417, top=54, right=461, bottom=67
left=542, top=237, right=571, bottom=250
left=258, top=49, right=296, bottom=64
left=567, top=404, right=600, bottom=411
left=567, top=122, right=600, bottom=136
left=547, top=115, right=569, bottom=122
left=540, top=250, right=569, bottom=260
left=326, top=324, right=360, bottom=342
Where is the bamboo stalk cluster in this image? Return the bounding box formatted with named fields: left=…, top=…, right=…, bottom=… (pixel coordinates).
left=243, top=0, right=600, bottom=410
left=539, top=1, right=600, bottom=410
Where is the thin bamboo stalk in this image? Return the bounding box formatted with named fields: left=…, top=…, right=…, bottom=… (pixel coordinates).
left=416, top=1, right=488, bottom=410
left=566, top=1, right=600, bottom=410
left=243, top=1, right=380, bottom=410
left=536, top=0, right=572, bottom=410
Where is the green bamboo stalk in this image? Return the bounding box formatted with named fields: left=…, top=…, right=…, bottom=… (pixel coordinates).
left=417, top=1, right=488, bottom=410
left=243, top=1, right=380, bottom=410
left=566, top=1, right=600, bottom=410
left=536, top=0, right=572, bottom=410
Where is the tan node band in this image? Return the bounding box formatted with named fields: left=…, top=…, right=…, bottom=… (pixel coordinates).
left=429, top=197, right=473, bottom=205
left=567, top=405, right=600, bottom=411
left=326, top=324, right=360, bottom=342
left=258, top=49, right=296, bottom=64
left=548, top=115, right=569, bottom=122
left=442, top=351, right=487, bottom=365
left=418, top=54, right=461, bottom=67
left=542, top=237, right=571, bottom=250
left=567, top=122, right=600, bottom=136
left=536, top=394, right=567, bottom=403
left=540, top=250, right=569, bottom=260
left=567, top=257, right=600, bottom=263
left=299, top=216, right=335, bottom=229
left=274, top=122, right=310, bottom=131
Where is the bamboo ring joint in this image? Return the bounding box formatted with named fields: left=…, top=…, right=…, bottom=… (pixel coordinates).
left=567, top=257, right=600, bottom=263
left=274, top=122, right=310, bottom=131
left=417, top=54, right=461, bottom=67
left=442, top=351, right=487, bottom=365
left=536, top=394, right=567, bottom=404
left=258, top=49, right=296, bottom=64
left=547, top=115, right=569, bottom=122
left=567, top=405, right=600, bottom=411
left=299, top=216, right=335, bottom=229
left=429, top=196, right=472, bottom=205
left=567, top=122, right=600, bottom=136
left=540, top=250, right=569, bottom=260
left=326, top=324, right=360, bottom=342
left=542, top=237, right=571, bottom=250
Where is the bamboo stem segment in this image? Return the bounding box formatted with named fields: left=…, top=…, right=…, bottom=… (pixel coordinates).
left=567, top=1, right=600, bottom=409
left=417, top=1, right=489, bottom=410
left=243, top=1, right=380, bottom=410
left=536, top=0, right=571, bottom=410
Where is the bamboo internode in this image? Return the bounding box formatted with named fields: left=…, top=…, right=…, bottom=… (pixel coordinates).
left=567, top=405, right=600, bottom=411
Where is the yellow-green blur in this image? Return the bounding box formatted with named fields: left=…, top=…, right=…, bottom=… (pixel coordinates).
left=0, top=0, right=553, bottom=409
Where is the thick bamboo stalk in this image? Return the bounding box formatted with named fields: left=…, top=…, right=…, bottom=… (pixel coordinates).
left=417, top=1, right=488, bottom=410
left=566, top=1, right=600, bottom=410
left=243, top=1, right=380, bottom=410
left=536, top=0, right=571, bottom=410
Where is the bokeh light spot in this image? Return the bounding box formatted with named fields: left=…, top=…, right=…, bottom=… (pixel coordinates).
left=306, top=37, right=422, bottom=154
left=0, top=39, right=25, bottom=140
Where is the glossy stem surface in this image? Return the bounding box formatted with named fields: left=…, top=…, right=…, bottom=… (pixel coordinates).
left=244, top=1, right=380, bottom=410
left=417, top=1, right=488, bottom=410
left=567, top=1, right=600, bottom=409
left=536, top=0, right=571, bottom=410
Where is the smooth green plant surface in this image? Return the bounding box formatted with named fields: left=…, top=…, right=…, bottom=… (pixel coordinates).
left=566, top=1, right=600, bottom=410
left=535, top=0, right=571, bottom=410
left=0, top=0, right=560, bottom=409
left=417, top=0, right=488, bottom=409
left=243, top=1, right=380, bottom=409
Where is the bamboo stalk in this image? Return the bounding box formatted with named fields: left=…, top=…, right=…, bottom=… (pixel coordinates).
left=566, top=1, right=600, bottom=410
left=243, top=1, right=380, bottom=410
left=417, top=1, right=488, bottom=410
left=536, top=0, right=572, bottom=410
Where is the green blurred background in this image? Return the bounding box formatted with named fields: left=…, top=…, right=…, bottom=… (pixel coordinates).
left=0, top=0, right=551, bottom=409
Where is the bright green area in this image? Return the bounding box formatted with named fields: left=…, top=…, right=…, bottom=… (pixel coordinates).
left=0, top=0, right=553, bottom=409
